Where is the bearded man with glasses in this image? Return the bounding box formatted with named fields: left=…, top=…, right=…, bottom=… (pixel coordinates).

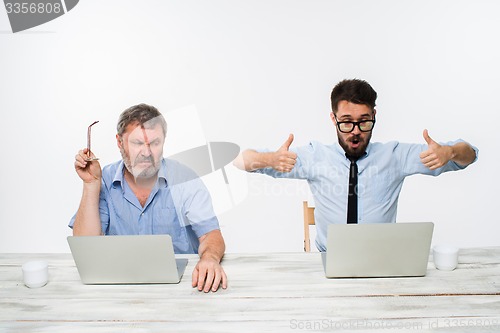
left=234, top=79, right=478, bottom=252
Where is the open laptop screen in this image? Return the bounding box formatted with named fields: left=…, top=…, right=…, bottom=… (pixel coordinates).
left=67, top=235, right=188, bottom=284
left=323, top=222, right=434, bottom=278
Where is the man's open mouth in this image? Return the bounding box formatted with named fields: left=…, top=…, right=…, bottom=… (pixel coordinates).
left=350, top=137, right=361, bottom=146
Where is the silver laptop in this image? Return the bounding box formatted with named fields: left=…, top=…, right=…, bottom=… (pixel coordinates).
left=322, top=222, right=434, bottom=278
left=67, top=235, right=188, bottom=284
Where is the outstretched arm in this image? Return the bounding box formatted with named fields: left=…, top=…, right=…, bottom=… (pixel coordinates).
left=233, top=134, right=298, bottom=172
left=420, top=129, right=477, bottom=170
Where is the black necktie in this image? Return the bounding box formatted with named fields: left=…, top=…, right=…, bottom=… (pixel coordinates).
left=346, top=155, right=359, bottom=224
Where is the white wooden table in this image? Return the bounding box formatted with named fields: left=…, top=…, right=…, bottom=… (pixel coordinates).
left=1, top=248, right=500, bottom=332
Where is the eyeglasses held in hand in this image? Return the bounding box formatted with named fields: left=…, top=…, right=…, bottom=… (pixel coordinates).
left=86, top=121, right=99, bottom=161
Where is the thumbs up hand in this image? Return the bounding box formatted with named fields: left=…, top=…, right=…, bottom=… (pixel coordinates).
left=279, top=133, right=294, bottom=152
left=419, top=129, right=454, bottom=170
left=272, top=134, right=298, bottom=172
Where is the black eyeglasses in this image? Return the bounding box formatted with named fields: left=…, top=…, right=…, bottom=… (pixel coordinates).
left=334, top=114, right=376, bottom=133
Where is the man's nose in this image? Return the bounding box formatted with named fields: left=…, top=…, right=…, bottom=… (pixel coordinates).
left=351, top=124, right=362, bottom=135
left=141, top=143, right=152, bottom=156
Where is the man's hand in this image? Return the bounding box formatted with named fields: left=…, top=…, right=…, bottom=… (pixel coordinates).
left=269, top=134, right=297, bottom=172
left=192, top=256, right=227, bottom=293
left=233, top=133, right=298, bottom=172
left=420, top=129, right=454, bottom=170
left=73, top=148, right=103, bottom=236
left=192, top=230, right=227, bottom=292
left=74, top=148, right=102, bottom=183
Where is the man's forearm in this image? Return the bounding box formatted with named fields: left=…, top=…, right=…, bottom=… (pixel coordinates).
left=451, top=142, right=477, bottom=167
left=233, top=149, right=274, bottom=171
left=198, top=230, right=225, bottom=262
left=73, top=183, right=102, bottom=236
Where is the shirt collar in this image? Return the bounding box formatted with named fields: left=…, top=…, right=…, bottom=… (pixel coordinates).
left=112, top=161, right=126, bottom=185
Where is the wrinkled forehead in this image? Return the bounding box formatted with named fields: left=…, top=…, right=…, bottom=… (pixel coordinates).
left=123, top=121, right=165, bottom=142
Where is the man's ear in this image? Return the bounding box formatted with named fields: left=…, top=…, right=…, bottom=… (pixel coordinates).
left=116, top=134, right=122, bottom=149
left=330, top=112, right=336, bottom=124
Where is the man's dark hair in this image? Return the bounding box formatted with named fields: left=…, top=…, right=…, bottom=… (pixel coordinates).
left=117, top=103, right=167, bottom=137
left=330, top=79, right=377, bottom=113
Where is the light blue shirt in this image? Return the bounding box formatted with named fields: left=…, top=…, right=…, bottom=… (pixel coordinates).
left=255, top=140, right=478, bottom=251
left=69, top=158, right=220, bottom=254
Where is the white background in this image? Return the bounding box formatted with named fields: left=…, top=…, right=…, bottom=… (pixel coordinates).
left=0, top=0, right=497, bottom=253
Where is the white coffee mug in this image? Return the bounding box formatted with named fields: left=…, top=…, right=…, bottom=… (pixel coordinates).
left=22, top=260, right=49, bottom=288
left=433, top=245, right=459, bottom=271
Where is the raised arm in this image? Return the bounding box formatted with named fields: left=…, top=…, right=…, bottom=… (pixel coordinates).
left=420, top=129, right=477, bottom=170
left=72, top=148, right=103, bottom=236
left=233, top=134, right=298, bottom=172
left=192, top=229, right=227, bottom=292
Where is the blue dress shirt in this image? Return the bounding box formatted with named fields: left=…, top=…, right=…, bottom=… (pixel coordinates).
left=255, top=140, right=478, bottom=251
left=69, top=158, right=220, bottom=254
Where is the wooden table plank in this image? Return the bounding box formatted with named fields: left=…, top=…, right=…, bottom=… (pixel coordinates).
left=2, top=294, right=500, bottom=320
left=1, top=248, right=499, bottom=332
left=3, top=317, right=500, bottom=333
left=2, top=250, right=499, bottom=298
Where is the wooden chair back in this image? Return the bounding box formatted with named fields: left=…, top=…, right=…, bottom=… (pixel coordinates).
left=303, top=201, right=315, bottom=252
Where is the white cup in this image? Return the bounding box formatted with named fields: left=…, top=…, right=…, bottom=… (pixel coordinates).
left=433, top=245, right=459, bottom=271
left=22, top=260, right=49, bottom=288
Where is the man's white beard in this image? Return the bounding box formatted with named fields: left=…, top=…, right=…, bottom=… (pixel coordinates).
left=120, top=147, right=160, bottom=180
